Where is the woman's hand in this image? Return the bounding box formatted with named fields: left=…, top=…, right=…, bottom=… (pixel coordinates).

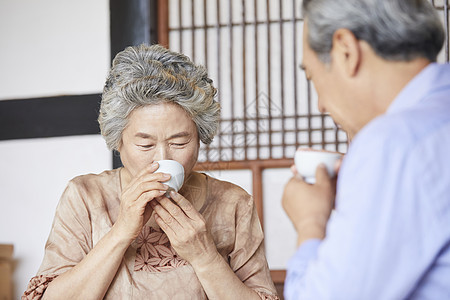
left=151, top=191, right=262, bottom=300
left=113, top=162, right=171, bottom=243
left=151, top=191, right=218, bottom=268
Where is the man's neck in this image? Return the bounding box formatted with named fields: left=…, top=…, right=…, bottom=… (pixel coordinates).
left=352, top=46, right=431, bottom=136
left=371, top=58, right=430, bottom=113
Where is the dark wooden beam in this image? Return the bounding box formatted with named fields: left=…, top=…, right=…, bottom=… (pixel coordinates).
left=157, top=0, right=169, bottom=48
left=110, top=0, right=158, bottom=59
left=0, top=94, right=101, bottom=141
left=109, top=0, right=159, bottom=168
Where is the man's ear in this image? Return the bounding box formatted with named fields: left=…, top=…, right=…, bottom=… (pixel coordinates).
left=331, top=28, right=361, bottom=77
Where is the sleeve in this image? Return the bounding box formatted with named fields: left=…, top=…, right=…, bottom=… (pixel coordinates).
left=22, top=179, right=93, bottom=300
left=283, top=125, right=447, bottom=299
left=228, top=193, right=280, bottom=300
left=284, top=239, right=321, bottom=299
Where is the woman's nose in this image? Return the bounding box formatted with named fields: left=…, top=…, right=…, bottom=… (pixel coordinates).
left=153, top=145, right=170, bottom=161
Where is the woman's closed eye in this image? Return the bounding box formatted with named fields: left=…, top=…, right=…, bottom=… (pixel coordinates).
left=170, top=142, right=189, bottom=148
left=138, top=144, right=155, bottom=149
left=137, top=142, right=188, bottom=149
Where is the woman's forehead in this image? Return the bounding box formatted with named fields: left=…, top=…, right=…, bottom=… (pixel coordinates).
left=127, top=103, right=197, bottom=137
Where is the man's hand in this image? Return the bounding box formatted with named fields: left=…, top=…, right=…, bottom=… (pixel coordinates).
left=282, top=164, right=337, bottom=247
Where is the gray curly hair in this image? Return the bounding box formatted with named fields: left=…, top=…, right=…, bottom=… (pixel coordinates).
left=302, top=0, right=445, bottom=63
left=98, top=44, right=220, bottom=151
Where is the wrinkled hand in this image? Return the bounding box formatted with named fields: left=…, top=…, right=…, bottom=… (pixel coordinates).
left=114, top=163, right=170, bottom=243
left=282, top=164, right=338, bottom=246
left=151, top=191, right=218, bottom=268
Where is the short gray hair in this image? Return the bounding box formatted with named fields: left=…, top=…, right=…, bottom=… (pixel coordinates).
left=302, top=0, right=445, bottom=63
left=98, top=44, right=220, bottom=150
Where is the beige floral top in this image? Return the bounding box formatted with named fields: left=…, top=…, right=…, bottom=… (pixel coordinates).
left=23, top=169, right=278, bottom=299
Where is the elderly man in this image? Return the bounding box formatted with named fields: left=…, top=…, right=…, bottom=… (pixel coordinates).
left=282, top=0, right=450, bottom=299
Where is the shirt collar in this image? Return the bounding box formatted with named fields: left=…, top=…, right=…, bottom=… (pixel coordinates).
left=387, top=63, right=448, bottom=114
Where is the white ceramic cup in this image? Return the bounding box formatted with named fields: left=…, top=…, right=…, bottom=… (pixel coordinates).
left=294, top=148, right=342, bottom=184
left=155, top=160, right=185, bottom=194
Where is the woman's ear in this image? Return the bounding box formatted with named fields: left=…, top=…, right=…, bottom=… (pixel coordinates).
left=331, top=28, right=361, bottom=77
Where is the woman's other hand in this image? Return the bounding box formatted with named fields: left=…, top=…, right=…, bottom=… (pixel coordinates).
left=151, top=191, right=218, bottom=268
left=114, top=162, right=170, bottom=243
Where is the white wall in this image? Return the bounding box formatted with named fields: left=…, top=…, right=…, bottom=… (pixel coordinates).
left=262, top=169, right=298, bottom=269
left=0, top=0, right=110, bottom=100
left=0, top=0, right=110, bottom=298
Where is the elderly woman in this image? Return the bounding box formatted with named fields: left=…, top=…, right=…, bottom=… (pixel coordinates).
left=23, top=44, right=278, bottom=299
